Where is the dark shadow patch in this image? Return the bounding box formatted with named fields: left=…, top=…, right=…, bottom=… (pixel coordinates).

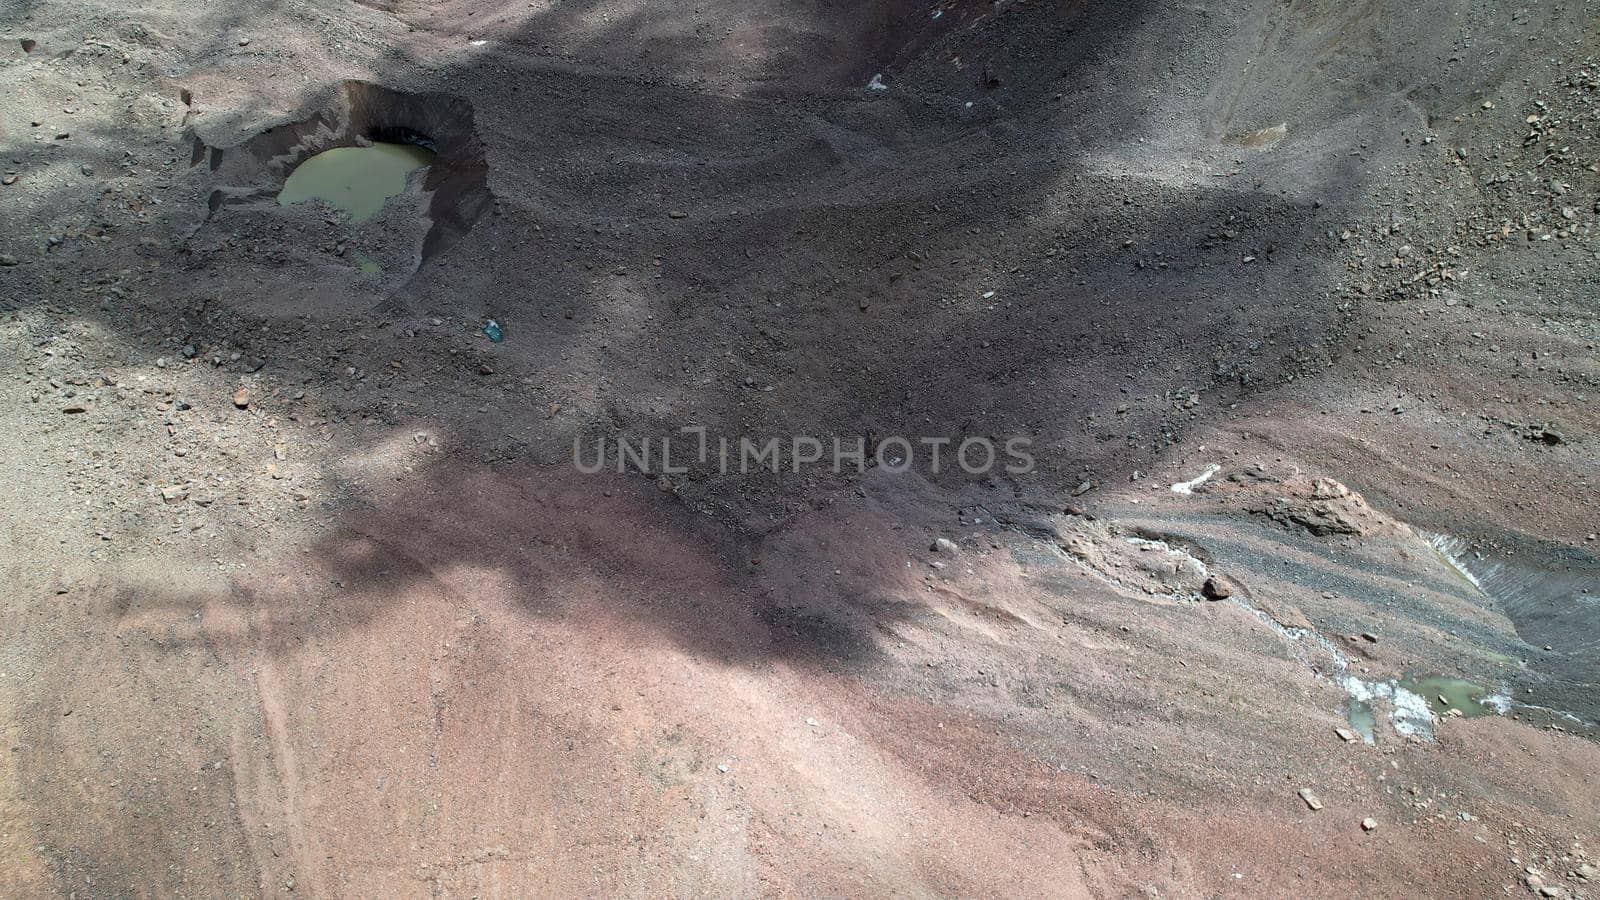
left=755, top=601, right=877, bottom=666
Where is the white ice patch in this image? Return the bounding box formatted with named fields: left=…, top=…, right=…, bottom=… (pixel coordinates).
left=1170, top=464, right=1220, bottom=495
left=1425, top=532, right=1488, bottom=591
left=1124, top=536, right=1211, bottom=578
left=1339, top=677, right=1435, bottom=737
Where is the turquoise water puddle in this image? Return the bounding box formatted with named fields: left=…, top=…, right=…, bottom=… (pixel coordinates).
left=1399, top=674, right=1498, bottom=718
left=350, top=249, right=382, bottom=276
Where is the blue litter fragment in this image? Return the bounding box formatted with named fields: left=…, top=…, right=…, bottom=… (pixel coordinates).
left=483, top=319, right=503, bottom=343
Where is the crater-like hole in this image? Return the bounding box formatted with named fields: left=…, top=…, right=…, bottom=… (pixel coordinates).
left=198, top=80, right=490, bottom=267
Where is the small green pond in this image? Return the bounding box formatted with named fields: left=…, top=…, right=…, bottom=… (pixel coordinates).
left=277, top=142, right=434, bottom=222
left=1398, top=675, right=1497, bottom=718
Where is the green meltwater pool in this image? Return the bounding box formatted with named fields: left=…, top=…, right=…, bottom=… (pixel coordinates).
left=277, top=142, right=434, bottom=222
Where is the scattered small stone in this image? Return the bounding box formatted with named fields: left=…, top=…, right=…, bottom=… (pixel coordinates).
left=231, top=387, right=251, bottom=409
left=0, top=254, right=17, bottom=266
left=1530, top=427, right=1565, bottom=446
left=160, top=485, right=188, bottom=503
left=668, top=210, right=687, bottom=219
left=1297, top=788, right=1324, bottom=811
left=1335, top=727, right=1359, bottom=743
left=1360, top=632, right=1379, bottom=643
left=930, top=537, right=959, bottom=555
left=1, top=175, right=16, bottom=186
left=1361, top=817, right=1378, bottom=831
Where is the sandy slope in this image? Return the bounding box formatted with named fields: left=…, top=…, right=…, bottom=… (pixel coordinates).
left=1, top=0, right=1598, bottom=895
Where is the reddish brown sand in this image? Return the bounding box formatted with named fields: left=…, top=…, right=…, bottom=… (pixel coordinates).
left=1, top=0, right=1598, bottom=895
